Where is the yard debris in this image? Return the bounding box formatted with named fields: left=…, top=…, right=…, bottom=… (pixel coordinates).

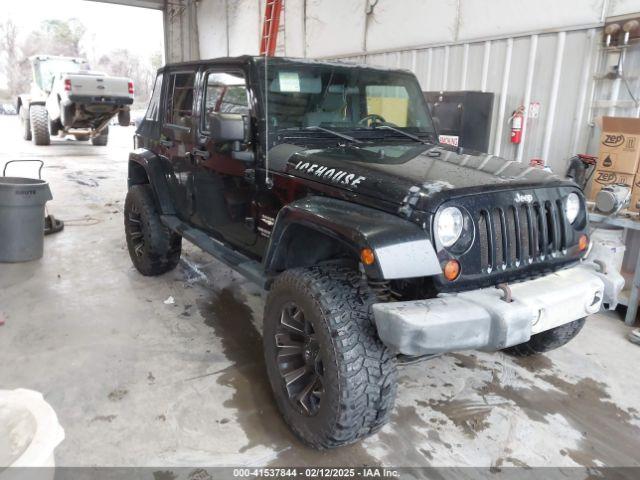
left=163, top=296, right=175, bottom=305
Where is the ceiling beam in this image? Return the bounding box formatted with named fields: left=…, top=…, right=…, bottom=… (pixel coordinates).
left=82, top=0, right=165, bottom=10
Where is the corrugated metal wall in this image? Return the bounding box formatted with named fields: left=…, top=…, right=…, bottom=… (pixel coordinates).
left=337, top=28, right=640, bottom=174
left=187, top=0, right=640, bottom=175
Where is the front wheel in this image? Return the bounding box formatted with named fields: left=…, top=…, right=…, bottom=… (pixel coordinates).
left=504, top=318, right=586, bottom=356
left=30, top=105, right=50, bottom=145
left=124, top=184, right=182, bottom=276
left=263, top=266, right=397, bottom=449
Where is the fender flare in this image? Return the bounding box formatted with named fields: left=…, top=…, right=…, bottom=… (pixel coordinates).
left=264, top=196, right=441, bottom=280
left=128, top=148, right=176, bottom=215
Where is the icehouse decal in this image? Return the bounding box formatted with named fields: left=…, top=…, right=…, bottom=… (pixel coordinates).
left=293, top=161, right=366, bottom=188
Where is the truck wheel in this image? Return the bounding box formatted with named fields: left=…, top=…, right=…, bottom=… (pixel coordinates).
left=21, top=107, right=32, bottom=141
left=124, top=184, right=182, bottom=276
left=505, top=318, right=586, bottom=356
left=118, top=109, right=131, bottom=126
left=49, top=116, right=62, bottom=136
left=263, top=265, right=397, bottom=449
left=91, top=127, right=109, bottom=146
left=30, top=105, right=50, bottom=146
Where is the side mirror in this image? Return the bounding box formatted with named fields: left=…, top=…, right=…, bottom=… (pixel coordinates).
left=209, top=112, right=247, bottom=143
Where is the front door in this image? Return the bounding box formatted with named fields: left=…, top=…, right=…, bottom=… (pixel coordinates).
left=159, top=70, right=197, bottom=222
left=192, top=67, right=258, bottom=253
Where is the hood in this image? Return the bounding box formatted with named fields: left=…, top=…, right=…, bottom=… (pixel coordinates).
left=274, top=142, right=569, bottom=212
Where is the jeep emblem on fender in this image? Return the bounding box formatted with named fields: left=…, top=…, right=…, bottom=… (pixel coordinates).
left=515, top=193, right=533, bottom=203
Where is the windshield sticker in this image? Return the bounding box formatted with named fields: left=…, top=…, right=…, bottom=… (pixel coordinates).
left=293, top=161, right=366, bottom=188
left=278, top=72, right=300, bottom=92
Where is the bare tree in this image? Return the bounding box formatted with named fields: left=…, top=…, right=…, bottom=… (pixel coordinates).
left=0, top=19, right=25, bottom=99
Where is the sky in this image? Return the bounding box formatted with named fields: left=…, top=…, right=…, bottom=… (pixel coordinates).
left=0, top=0, right=164, bottom=62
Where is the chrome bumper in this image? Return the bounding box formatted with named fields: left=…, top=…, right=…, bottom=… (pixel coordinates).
left=372, top=265, right=605, bottom=356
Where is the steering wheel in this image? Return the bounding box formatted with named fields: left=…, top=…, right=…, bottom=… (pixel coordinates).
left=358, top=113, right=387, bottom=126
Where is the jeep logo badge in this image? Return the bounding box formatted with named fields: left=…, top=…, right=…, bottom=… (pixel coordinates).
left=515, top=193, right=533, bottom=203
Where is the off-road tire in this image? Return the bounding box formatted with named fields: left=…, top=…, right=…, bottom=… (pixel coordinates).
left=124, top=184, right=182, bottom=276
left=263, top=265, right=397, bottom=449
left=21, top=108, right=32, bottom=141
left=49, top=116, right=62, bottom=136
left=30, top=105, right=50, bottom=146
left=505, top=318, right=586, bottom=356
left=118, top=109, right=131, bottom=126
left=91, top=126, right=109, bottom=146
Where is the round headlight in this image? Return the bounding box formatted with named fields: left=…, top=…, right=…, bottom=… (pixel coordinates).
left=436, top=207, right=464, bottom=247
left=565, top=193, right=581, bottom=224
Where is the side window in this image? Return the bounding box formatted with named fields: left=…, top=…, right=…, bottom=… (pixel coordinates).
left=165, top=72, right=196, bottom=127
left=145, top=73, right=163, bottom=121
left=365, top=85, right=410, bottom=127
left=202, top=71, right=248, bottom=132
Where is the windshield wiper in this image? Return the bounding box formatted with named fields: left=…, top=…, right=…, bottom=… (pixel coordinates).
left=304, top=126, right=363, bottom=144
left=372, top=124, right=430, bottom=144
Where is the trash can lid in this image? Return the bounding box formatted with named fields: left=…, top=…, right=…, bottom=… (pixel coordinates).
left=0, top=176, right=53, bottom=206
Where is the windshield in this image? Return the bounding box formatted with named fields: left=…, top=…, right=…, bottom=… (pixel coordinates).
left=258, top=60, right=436, bottom=146
left=34, top=58, right=90, bottom=91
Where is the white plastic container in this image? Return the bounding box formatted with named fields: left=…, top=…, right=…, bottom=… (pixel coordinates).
left=590, top=227, right=626, bottom=274
left=588, top=227, right=626, bottom=309
left=0, top=389, right=65, bottom=480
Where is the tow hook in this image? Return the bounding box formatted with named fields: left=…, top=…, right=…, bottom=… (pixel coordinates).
left=497, top=283, right=512, bottom=303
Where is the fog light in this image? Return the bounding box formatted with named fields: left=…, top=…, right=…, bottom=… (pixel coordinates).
left=443, top=260, right=461, bottom=281
left=360, top=248, right=375, bottom=266
left=578, top=234, right=589, bottom=252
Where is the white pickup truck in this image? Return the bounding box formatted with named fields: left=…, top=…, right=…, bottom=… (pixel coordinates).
left=17, top=55, right=134, bottom=146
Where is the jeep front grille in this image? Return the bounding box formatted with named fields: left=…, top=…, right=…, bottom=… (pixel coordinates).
left=477, top=201, right=567, bottom=272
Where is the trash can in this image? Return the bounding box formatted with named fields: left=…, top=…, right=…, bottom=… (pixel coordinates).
left=0, top=160, right=52, bottom=263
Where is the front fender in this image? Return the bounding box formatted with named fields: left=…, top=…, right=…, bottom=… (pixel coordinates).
left=264, top=196, right=441, bottom=280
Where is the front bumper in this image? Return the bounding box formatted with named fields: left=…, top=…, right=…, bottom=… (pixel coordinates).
left=372, top=265, right=604, bottom=356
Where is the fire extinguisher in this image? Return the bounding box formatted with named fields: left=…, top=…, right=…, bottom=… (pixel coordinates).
left=510, top=106, right=525, bottom=144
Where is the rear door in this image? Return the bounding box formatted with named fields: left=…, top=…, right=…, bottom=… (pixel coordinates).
left=159, top=69, right=198, bottom=222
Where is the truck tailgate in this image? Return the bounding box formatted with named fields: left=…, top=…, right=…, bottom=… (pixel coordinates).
left=66, top=74, right=132, bottom=98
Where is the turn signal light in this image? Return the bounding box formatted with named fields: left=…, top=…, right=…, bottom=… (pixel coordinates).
left=64, top=79, right=72, bottom=91
left=128, top=81, right=134, bottom=94
left=360, top=248, right=375, bottom=266
left=578, top=234, right=589, bottom=252
left=443, top=260, right=461, bottom=281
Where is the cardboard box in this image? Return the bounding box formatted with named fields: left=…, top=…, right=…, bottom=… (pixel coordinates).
left=597, top=117, right=640, bottom=174
left=588, top=170, right=635, bottom=201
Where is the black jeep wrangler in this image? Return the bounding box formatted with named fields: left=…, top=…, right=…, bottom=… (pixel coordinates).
left=125, top=56, right=605, bottom=448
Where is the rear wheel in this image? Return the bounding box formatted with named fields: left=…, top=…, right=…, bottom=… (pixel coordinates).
left=118, top=109, right=131, bottom=126
left=263, top=266, right=397, bottom=449
left=21, top=107, right=31, bottom=141
left=91, top=126, right=109, bottom=146
left=30, top=105, right=50, bottom=146
left=505, top=318, right=586, bottom=356
left=124, top=184, right=181, bottom=276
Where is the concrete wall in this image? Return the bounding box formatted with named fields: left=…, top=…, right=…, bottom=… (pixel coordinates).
left=188, top=0, right=640, bottom=171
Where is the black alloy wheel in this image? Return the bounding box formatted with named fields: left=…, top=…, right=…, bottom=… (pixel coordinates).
left=275, top=301, right=325, bottom=416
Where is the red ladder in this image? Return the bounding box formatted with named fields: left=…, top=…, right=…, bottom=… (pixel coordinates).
left=260, top=0, right=283, bottom=56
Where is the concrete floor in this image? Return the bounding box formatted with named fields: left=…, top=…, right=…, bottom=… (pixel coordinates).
left=1, top=115, right=640, bottom=469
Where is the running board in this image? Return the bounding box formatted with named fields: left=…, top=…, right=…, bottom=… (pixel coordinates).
left=160, top=215, right=267, bottom=288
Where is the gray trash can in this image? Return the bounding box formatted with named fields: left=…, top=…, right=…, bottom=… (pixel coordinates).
left=0, top=160, right=52, bottom=262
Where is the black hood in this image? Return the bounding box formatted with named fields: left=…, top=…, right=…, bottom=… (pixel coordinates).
left=273, top=142, right=570, bottom=212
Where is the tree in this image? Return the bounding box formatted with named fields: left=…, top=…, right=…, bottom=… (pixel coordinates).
left=0, top=19, right=25, bottom=98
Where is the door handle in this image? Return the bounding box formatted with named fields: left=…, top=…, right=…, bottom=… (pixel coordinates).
left=159, top=139, right=173, bottom=148
left=192, top=149, right=210, bottom=160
